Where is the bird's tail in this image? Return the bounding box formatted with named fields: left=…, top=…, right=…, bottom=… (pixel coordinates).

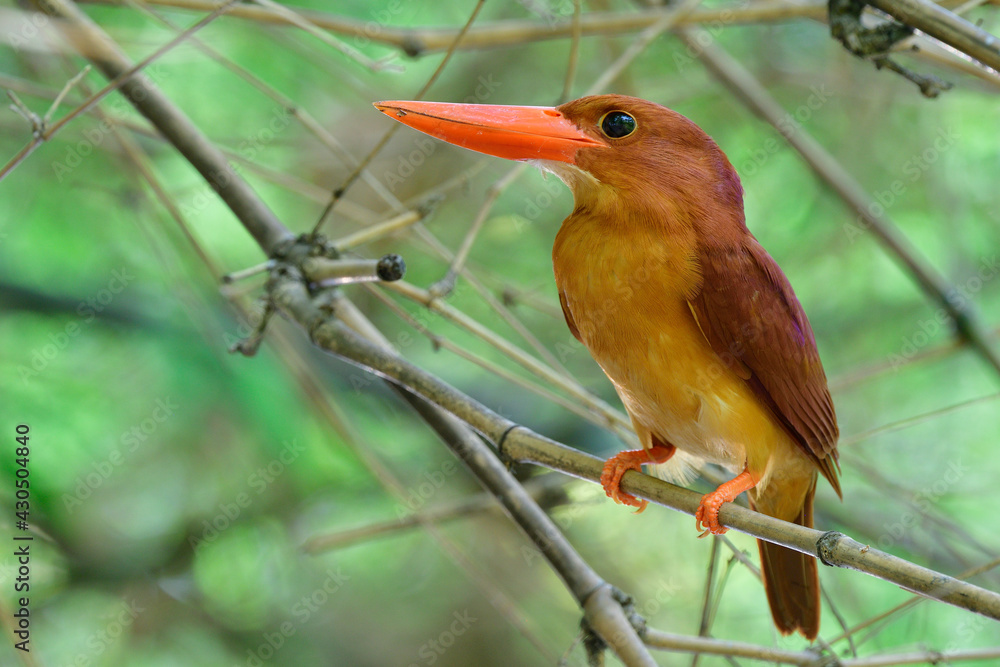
left=749, top=472, right=819, bottom=640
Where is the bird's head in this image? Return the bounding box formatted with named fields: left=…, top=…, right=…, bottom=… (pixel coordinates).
left=374, top=94, right=744, bottom=227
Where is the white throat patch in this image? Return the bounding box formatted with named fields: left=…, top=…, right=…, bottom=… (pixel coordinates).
left=528, top=159, right=603, bottom=194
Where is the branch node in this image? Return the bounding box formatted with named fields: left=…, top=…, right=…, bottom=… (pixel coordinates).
left=7, top=91, right=45, bottom=138
left=416, top=193, right=444, bottom=220
left=816, top=530, right=846, bottom=567
left=428, top=270, right=458, bottom=300
left=579, top=585, right=647, bottom=665
left=229, top=300, right=275, bottom=357
left=610, top=586, right=647, bottom=638
left=828, top=0, right=952, bottom=97
left=495, top=424, right=523, bottom=461
left=401, top=35, right=425, bottom=58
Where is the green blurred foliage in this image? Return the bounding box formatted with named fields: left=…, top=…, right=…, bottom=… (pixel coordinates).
left=2, top=0, right=1000, bottom=665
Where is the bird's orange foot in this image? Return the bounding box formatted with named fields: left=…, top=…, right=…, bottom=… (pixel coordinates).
left=600, top=443, right=675, bottom=513
left=695, top=492, right=729, bottom=536
left=695, top=469, right=759, bottom=537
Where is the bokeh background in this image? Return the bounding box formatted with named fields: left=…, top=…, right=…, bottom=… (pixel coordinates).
left=2, top=0, right=1000, bottom=665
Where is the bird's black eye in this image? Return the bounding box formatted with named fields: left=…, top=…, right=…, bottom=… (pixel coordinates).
left=600, top=111, right=636, bottom=139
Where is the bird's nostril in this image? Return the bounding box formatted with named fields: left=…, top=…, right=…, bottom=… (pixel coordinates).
left=544, top=110, right=560, bottom=117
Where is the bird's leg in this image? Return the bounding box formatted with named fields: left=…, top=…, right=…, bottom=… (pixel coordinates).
left=695, top=468, right=760, bottom=537
left=600, top=442, right=676, bottom=513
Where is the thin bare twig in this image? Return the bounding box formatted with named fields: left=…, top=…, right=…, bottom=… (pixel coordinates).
left=116, top=0, right=407, bottom=211
left=249, top=0, right=398, bottom=72
left=43, top=65, right=91, bottom=126
left=303, top=474, right=571, bottom=553
left=332, top=207, right=433, bottom=250
left=364, top=283, right=615, bottom=429
left=840, top=391, right=1000, bottom=446
left=690, top=537, right=720, bottom=667
left=79, top=0, right=990, bottom=70
left=380, top=280, right=634, bottom=437
left=559, top=0, right=582, bottom=104
left=310, top=0, right=487, bottom=236
left=428, top=164, right=528, bottom=298
left=3, top=1, right=236, bottom=182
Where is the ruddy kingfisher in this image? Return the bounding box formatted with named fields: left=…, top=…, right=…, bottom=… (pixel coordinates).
left=374, top=95, right=840, bottom=639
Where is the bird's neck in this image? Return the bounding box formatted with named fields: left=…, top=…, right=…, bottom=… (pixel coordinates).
left=552, top=190, right=704, bottom=305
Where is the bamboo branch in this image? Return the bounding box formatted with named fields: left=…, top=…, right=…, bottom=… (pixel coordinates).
left=268, top=278, right=1000, bottom=621
left=868, top=0, right=1000, bottom=73
left=646, top=630, right=1000, bottom=665
left=396, top=383, right=657, bottom=667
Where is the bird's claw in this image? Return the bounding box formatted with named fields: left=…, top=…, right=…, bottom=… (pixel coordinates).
left=695, top=492, right=729, bottom=536
left=600, top=451, right=648, bottom=512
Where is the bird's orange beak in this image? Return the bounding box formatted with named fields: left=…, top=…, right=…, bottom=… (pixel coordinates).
left=373, top=100, right=605, bottom=164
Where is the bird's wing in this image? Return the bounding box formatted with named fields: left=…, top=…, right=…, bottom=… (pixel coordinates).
left=559, top=290, right=582, bottom=342
left=689, top=238, right=840, bottom=495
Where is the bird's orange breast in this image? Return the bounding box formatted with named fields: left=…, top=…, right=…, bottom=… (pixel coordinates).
left=552, top=208, right=802, bottom=490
